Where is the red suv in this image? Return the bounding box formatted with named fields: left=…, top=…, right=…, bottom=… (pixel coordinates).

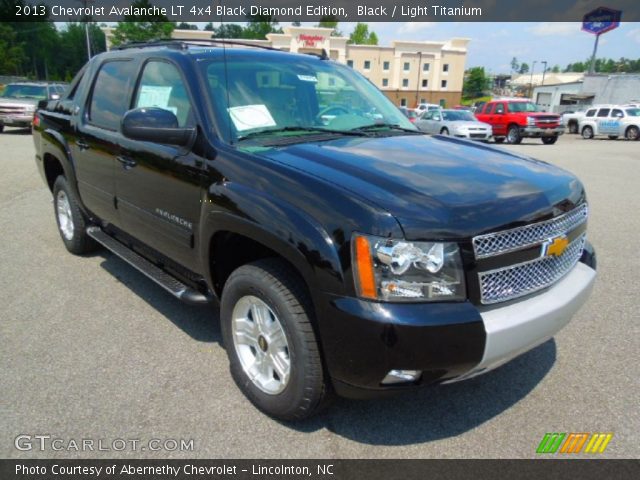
left=475, top=100, right=564, bottom=144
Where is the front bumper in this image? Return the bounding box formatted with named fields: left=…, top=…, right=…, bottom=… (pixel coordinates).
left=0, top=113, right=33, bottom=127
left=319, top=256, right=596, bottom=399
left=521, top=125, right=565, bottom=137
left=454, top=131, right=492, bottom=141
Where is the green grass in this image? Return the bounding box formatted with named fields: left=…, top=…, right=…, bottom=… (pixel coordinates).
left=461, top=96, right=492, bottom=106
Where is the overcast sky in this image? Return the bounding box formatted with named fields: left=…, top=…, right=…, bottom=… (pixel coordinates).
left=286, top=22, right=640, bottom=73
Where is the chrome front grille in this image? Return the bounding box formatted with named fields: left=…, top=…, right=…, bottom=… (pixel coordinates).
left=479, top=235, right=586, bottom=304
left=473, top=204, right=588, bottom=259
left=473, top=204, right=588, bottom=305
left=0, top=106, right=28, bottom=114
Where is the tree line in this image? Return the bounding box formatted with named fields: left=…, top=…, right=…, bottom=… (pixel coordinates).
left=511, top=56, right=640, bottom=75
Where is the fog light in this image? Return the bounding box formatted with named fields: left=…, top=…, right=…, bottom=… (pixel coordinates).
left=381, top=369, right=422, bottom=385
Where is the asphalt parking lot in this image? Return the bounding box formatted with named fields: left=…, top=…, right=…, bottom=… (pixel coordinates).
left=1, top=130, right=638, bottom=459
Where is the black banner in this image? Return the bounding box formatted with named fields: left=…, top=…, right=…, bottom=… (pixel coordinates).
left=3, top=0, right=639, bottom=22
left=1, top=460, right=639, bottom=480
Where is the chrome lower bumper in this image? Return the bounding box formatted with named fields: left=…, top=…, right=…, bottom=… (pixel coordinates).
left=446, top=262, right=596, bottom=382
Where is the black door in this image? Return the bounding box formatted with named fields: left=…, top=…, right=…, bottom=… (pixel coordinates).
left=75, top=59, right=138, bottom=226
left=115, top=60, right=204, bottom=271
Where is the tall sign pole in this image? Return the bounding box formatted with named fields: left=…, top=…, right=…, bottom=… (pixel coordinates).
left=582, top=7, right=622, bottom=74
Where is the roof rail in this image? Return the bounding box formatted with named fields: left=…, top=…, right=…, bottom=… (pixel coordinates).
left=115, top=38, right=280, bottom=52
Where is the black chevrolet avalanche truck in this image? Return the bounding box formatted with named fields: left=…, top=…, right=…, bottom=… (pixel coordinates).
left=33, top=41, right=597, bottom=420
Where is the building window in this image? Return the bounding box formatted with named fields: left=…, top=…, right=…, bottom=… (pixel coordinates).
left=441, top=80, right=448, bottom=88
left=423, top=63, right=430, bottom=72
left=364, top=60, right=371, bottom=70
left=421, top=79, right=428, bottom=88
left=420, top=98, right=426, bottom=104
left=383, top=61, right=390, bottom=71
left=443, top=64, right=449, bottom=73
left=347, top=60, right=353, bottom=68
left=403, top=62, right=410, bottom=71
left=400, top=98, right=407, bottom=107
left=382, top=78, right=389, bottom=87
left=402, top=79, right=409, bottom=88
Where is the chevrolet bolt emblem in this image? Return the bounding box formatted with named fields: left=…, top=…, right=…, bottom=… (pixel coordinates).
left=542, top=236, right=569, bottom=258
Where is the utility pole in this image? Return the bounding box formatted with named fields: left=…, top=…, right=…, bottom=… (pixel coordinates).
left=80, top=0, right=92, bottom=61
left=414, top=51, right=423, bottom=108
left=540, top=61, right=548, bottom=85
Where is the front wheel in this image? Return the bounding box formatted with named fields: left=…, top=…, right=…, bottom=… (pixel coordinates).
left=582, top=126, right=594, bottom=139
left=542, top=136, right=558, bottom=145
left=440, top=127, right=449, bottom=135
left=625, top=126, right=640, bottom=140
left=506, top=125, right=522, bottom=144
left=52, top=176, right=98, bottom=255
left=220, top=259, right=330, bottom=421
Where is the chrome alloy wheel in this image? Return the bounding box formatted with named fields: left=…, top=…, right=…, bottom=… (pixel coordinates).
left=56, top=190, right=74, bottom=241
left=231, top=295, right=291, bottom=395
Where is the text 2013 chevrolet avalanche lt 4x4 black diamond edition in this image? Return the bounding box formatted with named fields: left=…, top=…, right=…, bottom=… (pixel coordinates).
left=33, top=41, right=597, bottom=420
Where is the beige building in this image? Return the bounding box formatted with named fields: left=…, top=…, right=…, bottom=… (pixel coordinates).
left=102, top=26, right=469, bottom=107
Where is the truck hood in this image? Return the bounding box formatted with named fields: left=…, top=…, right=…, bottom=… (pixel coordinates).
left=260, top=134, right=585, bottom=239
left=0, top=98, right=38, bottom=108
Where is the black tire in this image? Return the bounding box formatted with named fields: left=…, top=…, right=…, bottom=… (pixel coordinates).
left=608, top=135, right=619, bottom=140
left=0, top=125, right=4, bottom=133
left=506, top=125, right=522, bottom=144
left=494, top=137, right=505, bottom=144
left=582, top=126, right=594, bottom=139
left=542, top=136, right=558, bottom=145
left=220, top=258, right=330, bottom=421
left=625, top=126, right=639, bottom=140
left=568, top=121, right=578, bottom=134
left=52, top=176, right=98, bottom=255
left=440, top=127, right=449, bottom=135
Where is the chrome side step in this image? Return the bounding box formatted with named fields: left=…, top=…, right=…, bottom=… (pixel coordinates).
left=86, top=226, right=213, bottom=305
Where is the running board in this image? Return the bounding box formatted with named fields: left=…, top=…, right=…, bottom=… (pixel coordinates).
left=86, top=226, right=213, bottom=305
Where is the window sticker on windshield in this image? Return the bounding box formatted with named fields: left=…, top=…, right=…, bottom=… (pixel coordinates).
left=228, top=104, right=277, bottom=132
left=136, top=85, right=177, bottom=115
left=297, top=75, right=318, bottom=83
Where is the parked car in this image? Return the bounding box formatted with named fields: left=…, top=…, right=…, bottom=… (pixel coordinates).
left=414, top=102, right=441, bottom=114
left=0, top=82, right=66, bottom=132
left=415, top=109, right=492, bottom=141
left=579, top=105, right=640, bottom=140
left=475, top=100, right=564, bottom=144
left=562, top=109, right=588, bottom=134
left=398, top=106, right=419, bottom=123
left=33, top=41, right=596, bottom=420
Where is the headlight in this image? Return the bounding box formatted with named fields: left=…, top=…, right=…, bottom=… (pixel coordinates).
left=352, top=234, right=466, bottom=302
left=24, top=104, right=36, bottom=111
left=526, top=116, right=536, bottom=125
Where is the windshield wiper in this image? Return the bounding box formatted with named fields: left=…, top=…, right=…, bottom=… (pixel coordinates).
left=237, top=126, right=367, bottom=141
left=350, top=123, right=422, bottom=134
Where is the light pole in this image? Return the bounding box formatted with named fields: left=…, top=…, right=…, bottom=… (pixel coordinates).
left=529, top=61, right=537, bottom=98
left=79, top=0, right=92, bottom=61
left=540, top=61, right=548, bottom=85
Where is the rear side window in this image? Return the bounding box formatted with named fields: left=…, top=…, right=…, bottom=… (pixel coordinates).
left=89, top=60, right=136, bottom=131
left=585, top=109, right=596, bottom=117
left=597, top=108, right=610, bottom=117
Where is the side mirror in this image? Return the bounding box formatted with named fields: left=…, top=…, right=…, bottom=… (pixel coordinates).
left=122, top=107, right=195, bottom=146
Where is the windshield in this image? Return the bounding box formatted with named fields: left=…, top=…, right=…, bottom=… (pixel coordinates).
left=1, top=84, right=47, bottom=100
left=201, top=53, right=416, bottom=143
left=442, top=111, right=476, bottom=121
left=625, top=108, right=640, bottom=117
left=508, top=102, right=539, bottom=113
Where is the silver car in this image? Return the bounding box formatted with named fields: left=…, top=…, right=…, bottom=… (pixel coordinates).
left=415, top=109, right=493, bottom=141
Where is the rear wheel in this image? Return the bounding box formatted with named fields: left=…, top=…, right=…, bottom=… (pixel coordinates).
left=542, top=136, right=558, bottom=145
left=220, top=259, right=330, bottom=420
left=568, top=121, right=578, bottom=134
left=506, top=125, right=522, bottom=144
left=0, top=125, right=4, bottom=133
left=625, top=126, right=639, bottom=140
left=52, top=176, right=98, bottom=255
left=582, top=126, right=594, bottom=139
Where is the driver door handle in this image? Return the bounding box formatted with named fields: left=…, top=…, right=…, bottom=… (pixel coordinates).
left=116, top=155, right=137, bottom=170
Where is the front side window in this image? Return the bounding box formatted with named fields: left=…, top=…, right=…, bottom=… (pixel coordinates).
left=134, top=61, right=193, bottom=127
left=201, top=54, right=415, bottom=143
left=89, top=60, right=137, bottom=130
left=495, top=104, right=505, bottom=114
left=611, top=109, right=624, bottom=118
